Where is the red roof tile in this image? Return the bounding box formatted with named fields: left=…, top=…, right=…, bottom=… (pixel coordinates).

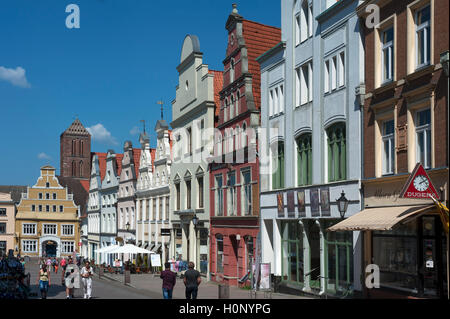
left=93, top=152, right=108, bottom=182
left=115, top=154, right=124, bottom=177
left=209, top=70, right=224, bottom=117
left=242, top=19, right=281, bottom=110
left=150, top=148, right=156, bottom=171
left=79, top=180, right=90, bottom=193
left=133, top=148, right=141, bottom=178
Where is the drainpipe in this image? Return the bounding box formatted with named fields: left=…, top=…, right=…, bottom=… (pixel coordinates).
left=439, top=50, right=449, bottom=299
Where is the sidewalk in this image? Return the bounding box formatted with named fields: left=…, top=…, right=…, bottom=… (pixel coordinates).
left=99, top=271, right=312, bottom=299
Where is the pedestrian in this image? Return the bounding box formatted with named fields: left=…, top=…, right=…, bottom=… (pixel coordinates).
left=51, top=257, right=57, bottom=272
left=37, top=264, right=51, bottom=299
left=183, top=262, right=201, bottom=300
left=160, top=262, right=176, bottom=299
left=62, top=256, right=80, bottom=299
left=46, top=257, right=52, bottom=269
left=81, top=261, right=94, bottom=299
left=54, top=258, right=59, bottom=274
left=60, top=257, right=67, bottom=272
left=20, top=258, right=26, bottom=270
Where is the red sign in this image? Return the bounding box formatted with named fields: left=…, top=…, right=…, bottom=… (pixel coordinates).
left=78, top=242, right=82, bottom=246
left=399, top=163, right=439, bottom=199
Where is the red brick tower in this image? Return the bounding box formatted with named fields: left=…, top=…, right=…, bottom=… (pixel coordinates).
left=60, top=119, right=91, bottom=179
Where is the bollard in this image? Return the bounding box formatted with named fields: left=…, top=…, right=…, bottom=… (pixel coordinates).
left=218, top=284, right=230, bottom=299
left=124, top=270, right=131, bottom=284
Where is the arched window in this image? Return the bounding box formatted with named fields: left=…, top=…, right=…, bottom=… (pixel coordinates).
left=230, top=95, right=235, bottom=120
left=79, top=161, right=83, bottom=177
left=230, top=58, right=235, bottom=83
left=235, top=125, right=240, bottom=149
left=80, top=140, right=84, bottom=156
left=242, top=123, right=248, bottom=148
left=72, top=140, right=76, bottom=156
left=72, top=161, right=76, bottom=177
left=236, top=91, right=240, bottom=116
left=224, top=99, right=229, bottom=122
left=296, top=134, right=312, bottom=186
left=327, top=123, right=346, bottom=182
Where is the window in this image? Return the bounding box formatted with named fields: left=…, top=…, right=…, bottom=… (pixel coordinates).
left=39, top=193, right=43, bottom=199
left=281, top=221, right=304, bottom=284
left=227, top=172, right=236, bottom=216
left=45, top=205, right=50, bottom=212
left=62, top=225, right=74, bottom=236
left=0, top=208, right=5, bottom=216
left=0, top=223, right=6, bottom=234
left=53, top=193, right=57, bottom=199
left=300, top=61, right=312, bottom=104
left=31, top=205, right=35, bottom=212
left=272, top=142, right=285, bottom=189
left=278, top=85, right=284, bottom=113
left=61, top=241, right=75, bottom=254
left=59, top=205, right=64, bottom=213
left=187, top=127, right=192, bottom=155
left=23, top=223, right=36, bottom=235
left=43, top=224, right=57, bottom=235
left=224, top=99, right=229, bottom=122
left=230, top=59, right=235, bottom=83
left=216, top=235, right=224, bottom=273
left=381, top=26, right=394, bottom=82
left=245, top=236, right=254, bottom=273
left=159, top=198, right=163, bottom=220
left=241, top=170, right=252, bottom=216
left=230, top=95, right=235, bottom=120
left=22, top=240, right=37, bottom=253
left=324, top=60, right=330, bottom=93
left=297, top=134, right=312, bottom=186
left=79, top=161, right=83, bottom=177
left=186, top=180, right=191, bottom=209
left=165, top=196, right=169, bottom=220
left=198, top=176, right=204, bottom=209
left=338, top=52, right=345, bottom=87
left=215, top=175, right=224, bottom=216
left=300, top=1, right=309, bottom=42
left=295, top=13, right=300, bottom=46
left=175, top=183, right=180, bottom=210
left=242, top=123, right=248, bottom=148
left=72, top=161, right=76, bottom=177
left=295, top=67, right=300, bottom=107
left=331, top=56, right=337, bottom=90
left=52, top=205, right=57, bottom=212
left=327, top=123, right=346, bottom=182
left=0, top=241, right=6, bottom=256
left=45, top=193, right=50, bottom=199
left=46, top=182, right=50, bottom=188
left=39, top=205, right=42, bottom=212
left=415, top=5, right=431, bottom=68
left=382, top=119, right=395, bottom=175
left=416, top=108, right=432, bottom=168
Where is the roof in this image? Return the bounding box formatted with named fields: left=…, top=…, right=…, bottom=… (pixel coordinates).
left=61, top=119, right=90, bottom=137
left=150, top=148, right=156, bottom=171
left=56, top=176, right=89, bottom=217
left=241, top=19, right=281, bottom=110
left=0, top=185, right=28, bottom=204
left=115, top=154, right=124, bottom=177
left=209, top=70, right=224, bottom=117
left=327, top=205, right=436, bottom=232
left=93, top=152, right=108, bottom=181
left=132, top=148, right=141, bottom=178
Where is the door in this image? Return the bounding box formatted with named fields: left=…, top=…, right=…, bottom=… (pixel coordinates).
left=308, top=221, right=321, bottom=289
left=45, top=242, right=57, bottom=257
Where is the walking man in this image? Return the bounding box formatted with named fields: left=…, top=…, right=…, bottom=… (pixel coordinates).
left=81, top=261, right=94, bottom=299
left=160, top=262, right=176, bottom=299
left=183, top=262, right=201, bottom=300
left=62, top=256, right=80, bottom=299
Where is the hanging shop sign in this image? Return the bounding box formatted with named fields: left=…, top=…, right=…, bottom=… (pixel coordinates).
left=399, top=163, right=439, bottom=200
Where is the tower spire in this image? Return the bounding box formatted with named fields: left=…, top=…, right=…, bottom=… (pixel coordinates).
left=157, top=100, right=164, bottom=120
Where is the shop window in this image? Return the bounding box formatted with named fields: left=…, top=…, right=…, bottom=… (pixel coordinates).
left=216, top=235, right=224, bottom=273
left=281, top=221, right=304, bottom=285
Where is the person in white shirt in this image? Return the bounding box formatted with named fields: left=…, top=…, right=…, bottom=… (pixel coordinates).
left=81, top=261, right=94, bottom=299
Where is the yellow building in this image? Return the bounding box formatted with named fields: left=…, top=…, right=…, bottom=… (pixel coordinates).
left=15, top=165, right=81, bottom=257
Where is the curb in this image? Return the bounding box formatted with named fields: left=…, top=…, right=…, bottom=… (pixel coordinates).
left=98, top=273, right=138, bottom=289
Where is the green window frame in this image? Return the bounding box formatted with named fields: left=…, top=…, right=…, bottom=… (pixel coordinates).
left=272, top=142, right=285, bottom=190
left=327, top=123, right=346, bottom=182
left=296, top=134, right=312, bottom=186
left=281, top=221, right=304, bottom=286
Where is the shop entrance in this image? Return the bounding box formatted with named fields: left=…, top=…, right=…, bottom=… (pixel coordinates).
left=308, top=221, right=321, bottom=290
left=43, top=241, right=57, bottom=257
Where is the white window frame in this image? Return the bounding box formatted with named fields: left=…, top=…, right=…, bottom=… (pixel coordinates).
left=415, top=108, right=432, bottom=168
left=300, top=61, right=313, bottom=105
left=381, top=26, right=394, bottom=83
left=22, top=240, right=37, bottom=253
left=61, top=241, right=75, bottom=254
left=338, top=51, right=345, bottom=87
left=22, top=223, right=37, bottom=235
left=43, top=223, right=57, bottom=235
left=227, top=172, right=236, bottom=216
left=415, top=4, right=431, bottom=69
left=61, top=224, right=74, bottom=237
left=241, top=169, right=252, bottom=216
left=331, top=56, right=337, bottom=90
left=382, top=119, right=395, bottom=175
left=295, top=13, right=300, bottom=46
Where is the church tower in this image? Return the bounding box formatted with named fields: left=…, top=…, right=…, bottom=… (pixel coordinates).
left=60, top=119, right=91, bottom=179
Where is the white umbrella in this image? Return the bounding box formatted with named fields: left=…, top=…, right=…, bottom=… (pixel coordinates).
left=95, top=244, right=120, bottom=253
left=107, top=244, right=155, bottom=254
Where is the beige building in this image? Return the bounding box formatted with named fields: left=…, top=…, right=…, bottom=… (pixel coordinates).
left=15, top=165, right=81, bottom=257
left=0, top=192, right=16, bottom=256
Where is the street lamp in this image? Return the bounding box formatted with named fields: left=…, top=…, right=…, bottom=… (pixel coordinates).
left=336, top=190, right=349, bottom=219
left=192, top=215, right=199, bottom=228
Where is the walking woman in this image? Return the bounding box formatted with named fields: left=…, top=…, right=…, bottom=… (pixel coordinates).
left=81, top=261, right=93, bottom=299
left=37, top=264, right=51, bottom=299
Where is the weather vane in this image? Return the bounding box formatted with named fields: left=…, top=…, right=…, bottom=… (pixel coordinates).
left=157, top=100, right=164, bottom=120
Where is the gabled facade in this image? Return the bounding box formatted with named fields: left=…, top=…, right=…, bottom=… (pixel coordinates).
left=169, top=34, right=220, bottom=276
left=15, top=166, right=80, bottom=258
left=117, top=142, right=140, bottom=248
left=136, top=120, right=172, bottom=264
left=259, top=0, right=365, bottom=297
left=209, top=4, right=281, bottom=286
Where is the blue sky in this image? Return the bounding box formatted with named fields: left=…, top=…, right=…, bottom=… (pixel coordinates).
left=0, top=0, right=280, bottom=186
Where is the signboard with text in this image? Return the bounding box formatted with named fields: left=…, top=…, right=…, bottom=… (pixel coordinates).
left=399, top=163, right=439, bottom=200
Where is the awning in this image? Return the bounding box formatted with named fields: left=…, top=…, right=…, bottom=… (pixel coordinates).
left=154, top=244, right=162, bottom=252
left=327, top=205, right=436, bottom=232
left=149, top=244, right=155, bottom=251
left=144, top=243, right=149, bottom=249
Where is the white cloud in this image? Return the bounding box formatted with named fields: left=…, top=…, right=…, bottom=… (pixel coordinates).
left=0, top=66, right=31, bottom=88
left=130, top=126, right=140, bottom=135
left=87, top=123, right=118, bottom=145
left=37, top=152, right=51, bottom=160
